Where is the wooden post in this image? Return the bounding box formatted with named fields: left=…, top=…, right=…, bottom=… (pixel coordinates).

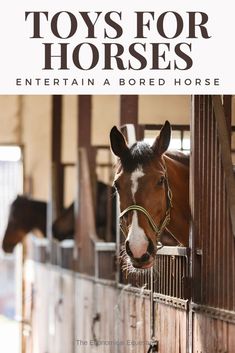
left=223, top=95, right=232, bottom=140
left=51, top=95, right=64, bottom=218
left=78, top=95, right=92, bottom=147
left=120, top=95, right=143, bottom=140
left=52, top=96, right=62, bottom=164
left=75, top=96, right=96, bottom=271
left=50, top=96, right=63, bottom=266
left=78, top=95, right=96, bottom=180
left=120, top=95, right=138, bottom=125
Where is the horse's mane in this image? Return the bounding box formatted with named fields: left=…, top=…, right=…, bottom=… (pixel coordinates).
left=165, top=151, right=190, bottom=167
left=116, top=141, right=190, bottom=172
left=117, top=141, right=154, bottom=172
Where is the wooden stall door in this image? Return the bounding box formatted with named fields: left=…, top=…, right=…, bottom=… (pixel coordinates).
left=48, top=267, right=75, bottom=353
left=190, top=95, right=235, bottom=353
left=31, top=263, right=49, bottom=353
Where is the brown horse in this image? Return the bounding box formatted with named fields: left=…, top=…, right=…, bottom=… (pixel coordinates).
left=2, top=180, right=117, bottom=253
left=52, top=181, right=116, bottom=242
left=110, top=121, right=190, bottom=270
left=2, top=196, right=47, bottom=253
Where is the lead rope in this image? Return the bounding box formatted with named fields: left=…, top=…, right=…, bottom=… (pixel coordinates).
left=147, top=266, right=158, bottom=353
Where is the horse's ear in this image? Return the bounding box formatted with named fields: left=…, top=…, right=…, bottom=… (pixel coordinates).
left=152, top=120, right=171, bottom=155
left=110, top=126, right=129, bottom=158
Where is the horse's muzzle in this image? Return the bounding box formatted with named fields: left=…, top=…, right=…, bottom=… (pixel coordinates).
left=131, top=256, right=154, bottom=269
left=2, top=241, right=14, bottom=253
left=126, top=240, right=155, bottom=269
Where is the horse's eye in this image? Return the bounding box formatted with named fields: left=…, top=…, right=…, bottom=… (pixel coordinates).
left=157, top=176, right=165, bottom=186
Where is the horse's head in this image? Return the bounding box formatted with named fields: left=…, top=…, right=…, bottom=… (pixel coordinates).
left=2, top=196, right=32, bottom=253
left=52, top=203, right=75, bottom=241
left=110, top=121, right=172, bottom=270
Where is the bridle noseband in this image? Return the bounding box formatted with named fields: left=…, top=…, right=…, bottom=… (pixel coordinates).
left=119, top=165, right=174, bottom=244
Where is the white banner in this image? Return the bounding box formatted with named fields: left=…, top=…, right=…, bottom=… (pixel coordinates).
left=0, top=0, right=234, bottom=93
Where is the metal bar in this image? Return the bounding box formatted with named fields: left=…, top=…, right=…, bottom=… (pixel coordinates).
left=207, top=96, right=213, bottom=306
left=217, top=146, right=223, bottom=308
left=203, top=96, right=209, bottom=305
left=215, top=120, right=220, bottom=308
left=154, top=293, right=188, bottom=311
left=150, top=268, right=156, bottom=342
left=211, top=102, right=217, bottom=308
left=172, top=256, right=175, bottom=297
left=95, top=242, right=116, bottom=252
left=222, top=169, right=227, bottom=309
left=166, top=254, right=169, bottom=296
left=176, top=257, right=179, bottom=298
left=156, top=246, right=188, bottom=256
left=191, top=95, right=202, bottom=303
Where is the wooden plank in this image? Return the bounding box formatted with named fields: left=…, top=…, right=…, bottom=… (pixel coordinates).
left=75, top=277, right=85, bottom=351
left=119, top=289, right=127, bottom=352
left=75, top=277, right=94, bottom=353
left=217, top=319, right=227, bottom=353
left=23, top=260, right=34, bottom=353
left=104, top=285, right=115, bottom=352
left=228, top=322, right=235, bottom=352
left=48, top=267, right=61, bottom=353
left=76, top=149, right=99, bottom=275
left=193, top=312, right=204, bottom=353
left=156, top=303, right=187, bottom=353
left=193, top=313, right=235, bottom=353
left=135, top=295, right=146, bottom=353
left=223, top=95, right=232, bottom=135
left=190, top=95, right=202, bottom=303
left=144, top=297, right=151, bottom=352
left=212, top=95, right=235, bottom=236
left=124, top=291, right=130, bottom=353
left=60, top=271, right=75, bottom=353
left=180, top=309, right=187, bottom=353
left=31, top=263, right=49, bottom=353
left=129, top=293, right=137, bottom=352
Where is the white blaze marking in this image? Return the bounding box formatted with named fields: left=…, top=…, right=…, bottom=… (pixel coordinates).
left=127, top=211, right=148, bottom=258
left=130, top=167, right=144, bottom=200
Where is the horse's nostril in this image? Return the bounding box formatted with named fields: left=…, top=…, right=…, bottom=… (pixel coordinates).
left=125, top=241, right=133, bottom=257
left=140, top=252, right=150, bottom=262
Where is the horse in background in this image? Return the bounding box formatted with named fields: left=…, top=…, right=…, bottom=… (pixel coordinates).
left=2, top=181, right=116, bottom=253
left=110, top=121, right=190, bottom=270
left=52, top=181, right=116, bottom=242
left=2, top=196, right=47, bottom=253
